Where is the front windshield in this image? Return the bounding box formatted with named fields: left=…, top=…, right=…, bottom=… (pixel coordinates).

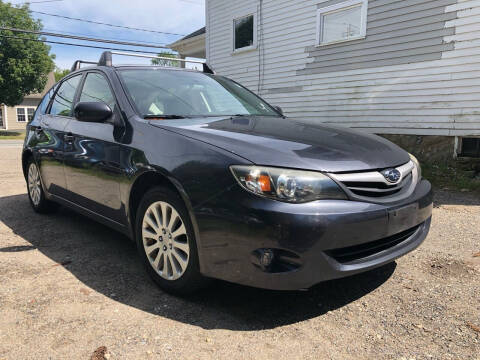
left=118, top=69, right=278, bottom=117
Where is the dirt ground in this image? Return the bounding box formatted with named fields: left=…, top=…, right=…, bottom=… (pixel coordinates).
left=0, top=145, right=479, bottom=360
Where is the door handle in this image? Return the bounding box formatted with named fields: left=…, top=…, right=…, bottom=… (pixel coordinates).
left=64, top=133, right=74, bottom=143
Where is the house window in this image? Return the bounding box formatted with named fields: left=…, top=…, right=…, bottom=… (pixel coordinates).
left=27, top=108, right=35, bottom=122
left=459, top=138, right=480, bottom=158
left=233, top=14, right=256, bottom=52
left=16, top=107, right=36, bottom=122
left=0, top=108, right=3, bottom=127
left=317, top=0, right=368, bottom=46
left=16, top=108, right=26, bottom=122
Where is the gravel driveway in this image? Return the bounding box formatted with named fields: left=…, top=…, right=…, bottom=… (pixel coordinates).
left=0, top=146, right=479, bottom=360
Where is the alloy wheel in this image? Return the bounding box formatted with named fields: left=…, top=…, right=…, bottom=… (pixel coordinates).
left=142, top=201, right=190, bottom=281
left=28, top=163, right=42, bottom=206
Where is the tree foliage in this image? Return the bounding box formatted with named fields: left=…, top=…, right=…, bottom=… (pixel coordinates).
left=54, top=67, right=70, bottom=82
left=151, top=52, right=180, bottom=67
left=0, top=1, right=55, bottom=106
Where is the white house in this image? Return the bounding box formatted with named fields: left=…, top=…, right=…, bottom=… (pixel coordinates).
left=170, top=0, right=480, bottom=159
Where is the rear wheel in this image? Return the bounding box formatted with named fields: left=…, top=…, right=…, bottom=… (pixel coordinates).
left=135, top=187, right=205, bottom=295
left=26, top=159, right=57, bottom=213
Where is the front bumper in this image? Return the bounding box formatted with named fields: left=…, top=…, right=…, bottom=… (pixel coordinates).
left=194, top=179, right=433, bottom=290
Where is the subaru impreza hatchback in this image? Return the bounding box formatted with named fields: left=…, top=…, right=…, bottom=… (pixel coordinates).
left=22, top=52, right=433, bottom=294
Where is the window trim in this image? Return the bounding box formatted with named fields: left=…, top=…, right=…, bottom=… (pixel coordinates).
left=316, top=0, right=368, bottom=47
left=16, top=107, right=36, bottom=122
left=232, top=13, right=257, bottom=54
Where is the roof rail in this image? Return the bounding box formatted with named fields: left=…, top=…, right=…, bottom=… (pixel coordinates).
left=96, top=51, right=215, bottom=74
left=70, top=60, right=97, bottom=72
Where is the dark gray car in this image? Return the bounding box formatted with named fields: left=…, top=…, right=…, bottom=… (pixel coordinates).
left=22, top=52, right=433, bottom=294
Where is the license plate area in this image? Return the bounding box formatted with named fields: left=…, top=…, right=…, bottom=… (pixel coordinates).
left=388, top=203, right=420, bottom=234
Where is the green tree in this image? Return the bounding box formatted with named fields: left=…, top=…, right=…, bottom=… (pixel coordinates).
left=54, top=67, right=70, bottom=82
left=0, top=2, right=55, bottom=106
left=151, top=52, right=180, bottom=67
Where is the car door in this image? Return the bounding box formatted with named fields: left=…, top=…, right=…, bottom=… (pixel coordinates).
left=33, top=75, right=82, bottom=197
left=63, top=71, right=125, bottom=224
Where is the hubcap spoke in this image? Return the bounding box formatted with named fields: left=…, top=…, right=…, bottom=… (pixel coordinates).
left=167, top=208, right=179, bottom=231
left=145, top=241, right=159, bottom=255
left=152, top=252, right=162, bottom=271
left=143, top=228, right=157, bottom=240
left=171, top=251, right=188, bottom=272
left=152, top=205, right=162, bottom=229
left=162, top=252, right=169, bottom=276
left=144, top=215, right=159, bottom=233
left=173, top=240, right=189, bottom=254
left=161, top=202, right=168, bottom=227
left=171, top=224, right=186, bottom=239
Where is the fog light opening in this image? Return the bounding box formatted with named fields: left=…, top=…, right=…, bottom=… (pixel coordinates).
left=251, top=248, right=301, bottom=273
left=260, top=249, right=274, bottom=269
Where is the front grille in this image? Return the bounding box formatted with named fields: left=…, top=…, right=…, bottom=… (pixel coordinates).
left=328, top=161, right=417, bottom=202
left=326, top=224, right=420, bottom=264
left=344, top=173, right=412, bottom=198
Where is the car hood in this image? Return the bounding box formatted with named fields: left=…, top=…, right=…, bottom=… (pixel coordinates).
left=148, top=116, right=410, bottom=173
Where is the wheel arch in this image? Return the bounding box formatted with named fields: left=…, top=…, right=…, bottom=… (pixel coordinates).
left=127, top=170, right=201, bottom=252
left=22, top=149, right=34, bottom=179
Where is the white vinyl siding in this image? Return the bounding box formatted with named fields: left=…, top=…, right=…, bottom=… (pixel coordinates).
left=206, top=0, right=480, bottom=136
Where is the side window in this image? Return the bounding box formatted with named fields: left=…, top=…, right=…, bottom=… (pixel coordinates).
left=79, top=73, right=116, bottom=110
left=50, top=75, right=82, bottom=116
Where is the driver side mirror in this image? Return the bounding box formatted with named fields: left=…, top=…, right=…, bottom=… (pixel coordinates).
left=74, top=102, right=112, bottom=123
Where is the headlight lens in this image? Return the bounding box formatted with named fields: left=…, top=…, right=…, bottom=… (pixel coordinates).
left=409, top=153, right=422, bottom=181
left=230, top=165, right=347, bottom=203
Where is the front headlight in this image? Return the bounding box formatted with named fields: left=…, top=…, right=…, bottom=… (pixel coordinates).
left=409, top=153, right=422, bottom=181
left=230, top=165, right=347, bottom=203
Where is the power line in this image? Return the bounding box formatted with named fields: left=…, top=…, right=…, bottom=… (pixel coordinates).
left=1, top=27, right=171, bottom=49
left=0, top=34, right=163, bottom=54
left=43, top=27, right=168, bottom=47
left=22, top=0, right=65, bottom=3
left=175, top=0, right=204, bottom=4
left=28, top=10, right=186, bottom=36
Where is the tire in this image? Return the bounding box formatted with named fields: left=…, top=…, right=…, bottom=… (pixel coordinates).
left=135, top=186, right=206, bottom=295
left=26, top=158, right=58, bottom=214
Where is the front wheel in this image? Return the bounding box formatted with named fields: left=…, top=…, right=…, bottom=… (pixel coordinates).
left=26, top=159, right=58, bottom=213
left=135, top=187, right=206, bottom=295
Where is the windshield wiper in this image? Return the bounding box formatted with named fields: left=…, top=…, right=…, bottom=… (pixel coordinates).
left=144, top=114, right=186, bottom=119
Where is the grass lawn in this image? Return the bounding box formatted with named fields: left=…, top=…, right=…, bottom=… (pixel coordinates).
left=422, top=162, right=480, bottom=193
left=0, top=130, right=26, bottom=140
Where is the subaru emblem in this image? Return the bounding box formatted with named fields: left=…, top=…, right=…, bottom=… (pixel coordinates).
left=381, top=168, right=401, bottom=183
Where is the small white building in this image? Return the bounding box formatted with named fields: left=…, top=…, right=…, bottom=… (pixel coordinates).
left=172, top=0, right=480, bottom=159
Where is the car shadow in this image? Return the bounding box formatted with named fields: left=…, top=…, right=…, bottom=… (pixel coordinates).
left=0, top=193, right=395, bottom=331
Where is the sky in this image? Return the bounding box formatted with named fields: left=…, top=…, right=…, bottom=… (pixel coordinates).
left=8, top=0, right=205, bottom=70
